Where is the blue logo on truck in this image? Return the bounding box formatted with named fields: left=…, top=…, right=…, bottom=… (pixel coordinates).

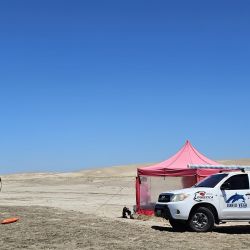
left=226, top=193, right=245, bottom=203
left=226, top=193, right=247, bottom=208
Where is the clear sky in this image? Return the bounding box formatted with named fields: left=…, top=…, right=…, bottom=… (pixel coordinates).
left=0, top=1, right=250, bottom=173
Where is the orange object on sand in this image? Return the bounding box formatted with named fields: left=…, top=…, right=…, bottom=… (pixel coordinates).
left=1, top=217, right=19, bottom=224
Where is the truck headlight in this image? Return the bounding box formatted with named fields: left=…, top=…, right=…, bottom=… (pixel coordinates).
left=171, top=193, right=189, bottom=202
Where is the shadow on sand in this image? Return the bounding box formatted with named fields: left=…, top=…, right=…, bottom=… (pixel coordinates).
left=151, top=225, right=250, bottom=234
left=151, top=225, right=174, bottom=232
left=214, top=225, right=250, bottom=234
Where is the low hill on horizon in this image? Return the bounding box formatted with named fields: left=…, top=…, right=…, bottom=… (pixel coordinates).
left=3, top=159, right=250, bottom=179
left=75, top=158, right=250, bottom=177
left=218, top=159, right=250, bottom=165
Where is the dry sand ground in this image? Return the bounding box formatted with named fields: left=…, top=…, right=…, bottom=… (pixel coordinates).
left=0, top=160, right=250, bottom=249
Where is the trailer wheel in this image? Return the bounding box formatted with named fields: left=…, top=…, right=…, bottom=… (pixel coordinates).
left=188, top=207, right=214, bottom=232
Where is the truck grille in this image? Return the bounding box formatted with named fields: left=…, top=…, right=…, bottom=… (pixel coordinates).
left=158, top=194, right=173, bottom=203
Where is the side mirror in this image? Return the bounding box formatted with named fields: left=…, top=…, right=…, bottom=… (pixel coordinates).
left=221, top=182, right=231, bottom=190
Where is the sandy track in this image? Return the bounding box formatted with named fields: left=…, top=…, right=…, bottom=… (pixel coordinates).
left=0, top=173, right=136, bottom=218
left=1, top=206, right=250, bottom=250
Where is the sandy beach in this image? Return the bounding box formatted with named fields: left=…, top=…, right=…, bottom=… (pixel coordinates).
left=1, top=161, right=250, bottom=249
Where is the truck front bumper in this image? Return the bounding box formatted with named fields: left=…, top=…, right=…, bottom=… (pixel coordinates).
left=154, top=204, right=172, bottom=220
left=155, top=202, right=191, bottom=220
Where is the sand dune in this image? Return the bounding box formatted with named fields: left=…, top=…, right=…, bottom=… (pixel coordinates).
left=4, top=159, right=250, bottom=180
left=218, top=159, right=250, bottom=165
left=2, top=159, right=250, bottom=217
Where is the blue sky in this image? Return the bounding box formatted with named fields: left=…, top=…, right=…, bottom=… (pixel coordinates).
left=0, top=1, right=250, bottom=173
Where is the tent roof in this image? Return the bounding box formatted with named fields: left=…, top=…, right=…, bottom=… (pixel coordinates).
left=137, top=140, right=219, bottom=176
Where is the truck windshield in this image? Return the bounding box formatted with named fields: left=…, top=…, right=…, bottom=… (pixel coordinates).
left=194, top=174, right=228, bottom=188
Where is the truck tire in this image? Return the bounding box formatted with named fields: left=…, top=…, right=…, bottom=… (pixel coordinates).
left=188, top=207, right=215, bottom=232
left=169, top=219, right=187, bottom=232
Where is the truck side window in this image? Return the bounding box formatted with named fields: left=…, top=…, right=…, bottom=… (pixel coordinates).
left=223, top=174, right=249, bottom=190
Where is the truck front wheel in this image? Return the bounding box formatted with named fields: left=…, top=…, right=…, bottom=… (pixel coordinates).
left=188, top=207, right=215, bottom=232
left=169, top=219, right=187, bottom=232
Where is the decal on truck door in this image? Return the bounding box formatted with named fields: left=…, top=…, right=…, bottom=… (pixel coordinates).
left=226, top=193, right=247, bottom=208
left=194, top=191, right=213, bottom=202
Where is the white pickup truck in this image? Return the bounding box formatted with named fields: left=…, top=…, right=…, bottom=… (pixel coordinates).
left=155, top=171, right=250, bottom=232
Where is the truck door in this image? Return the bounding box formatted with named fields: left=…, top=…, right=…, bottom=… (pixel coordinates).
left=219, top=174, right=250, bottom=219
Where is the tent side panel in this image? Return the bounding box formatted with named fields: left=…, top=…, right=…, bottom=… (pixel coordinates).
left=136, top=175, right=197, bottom=215
left=137, top=209, right=155, bottom=216
left=135, top=176, right=140, bottom=212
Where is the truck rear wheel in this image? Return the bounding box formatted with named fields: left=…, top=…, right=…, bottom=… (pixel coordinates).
left=188, top=207, right=214, bottom=232
left=169, top=219, right=187, bottom=232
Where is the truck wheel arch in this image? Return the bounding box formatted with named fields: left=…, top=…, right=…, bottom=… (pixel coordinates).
left=189, top=203, right=219, bottom=224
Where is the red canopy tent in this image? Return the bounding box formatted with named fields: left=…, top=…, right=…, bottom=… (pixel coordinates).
left=136, top=140, right=220, bottom=215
